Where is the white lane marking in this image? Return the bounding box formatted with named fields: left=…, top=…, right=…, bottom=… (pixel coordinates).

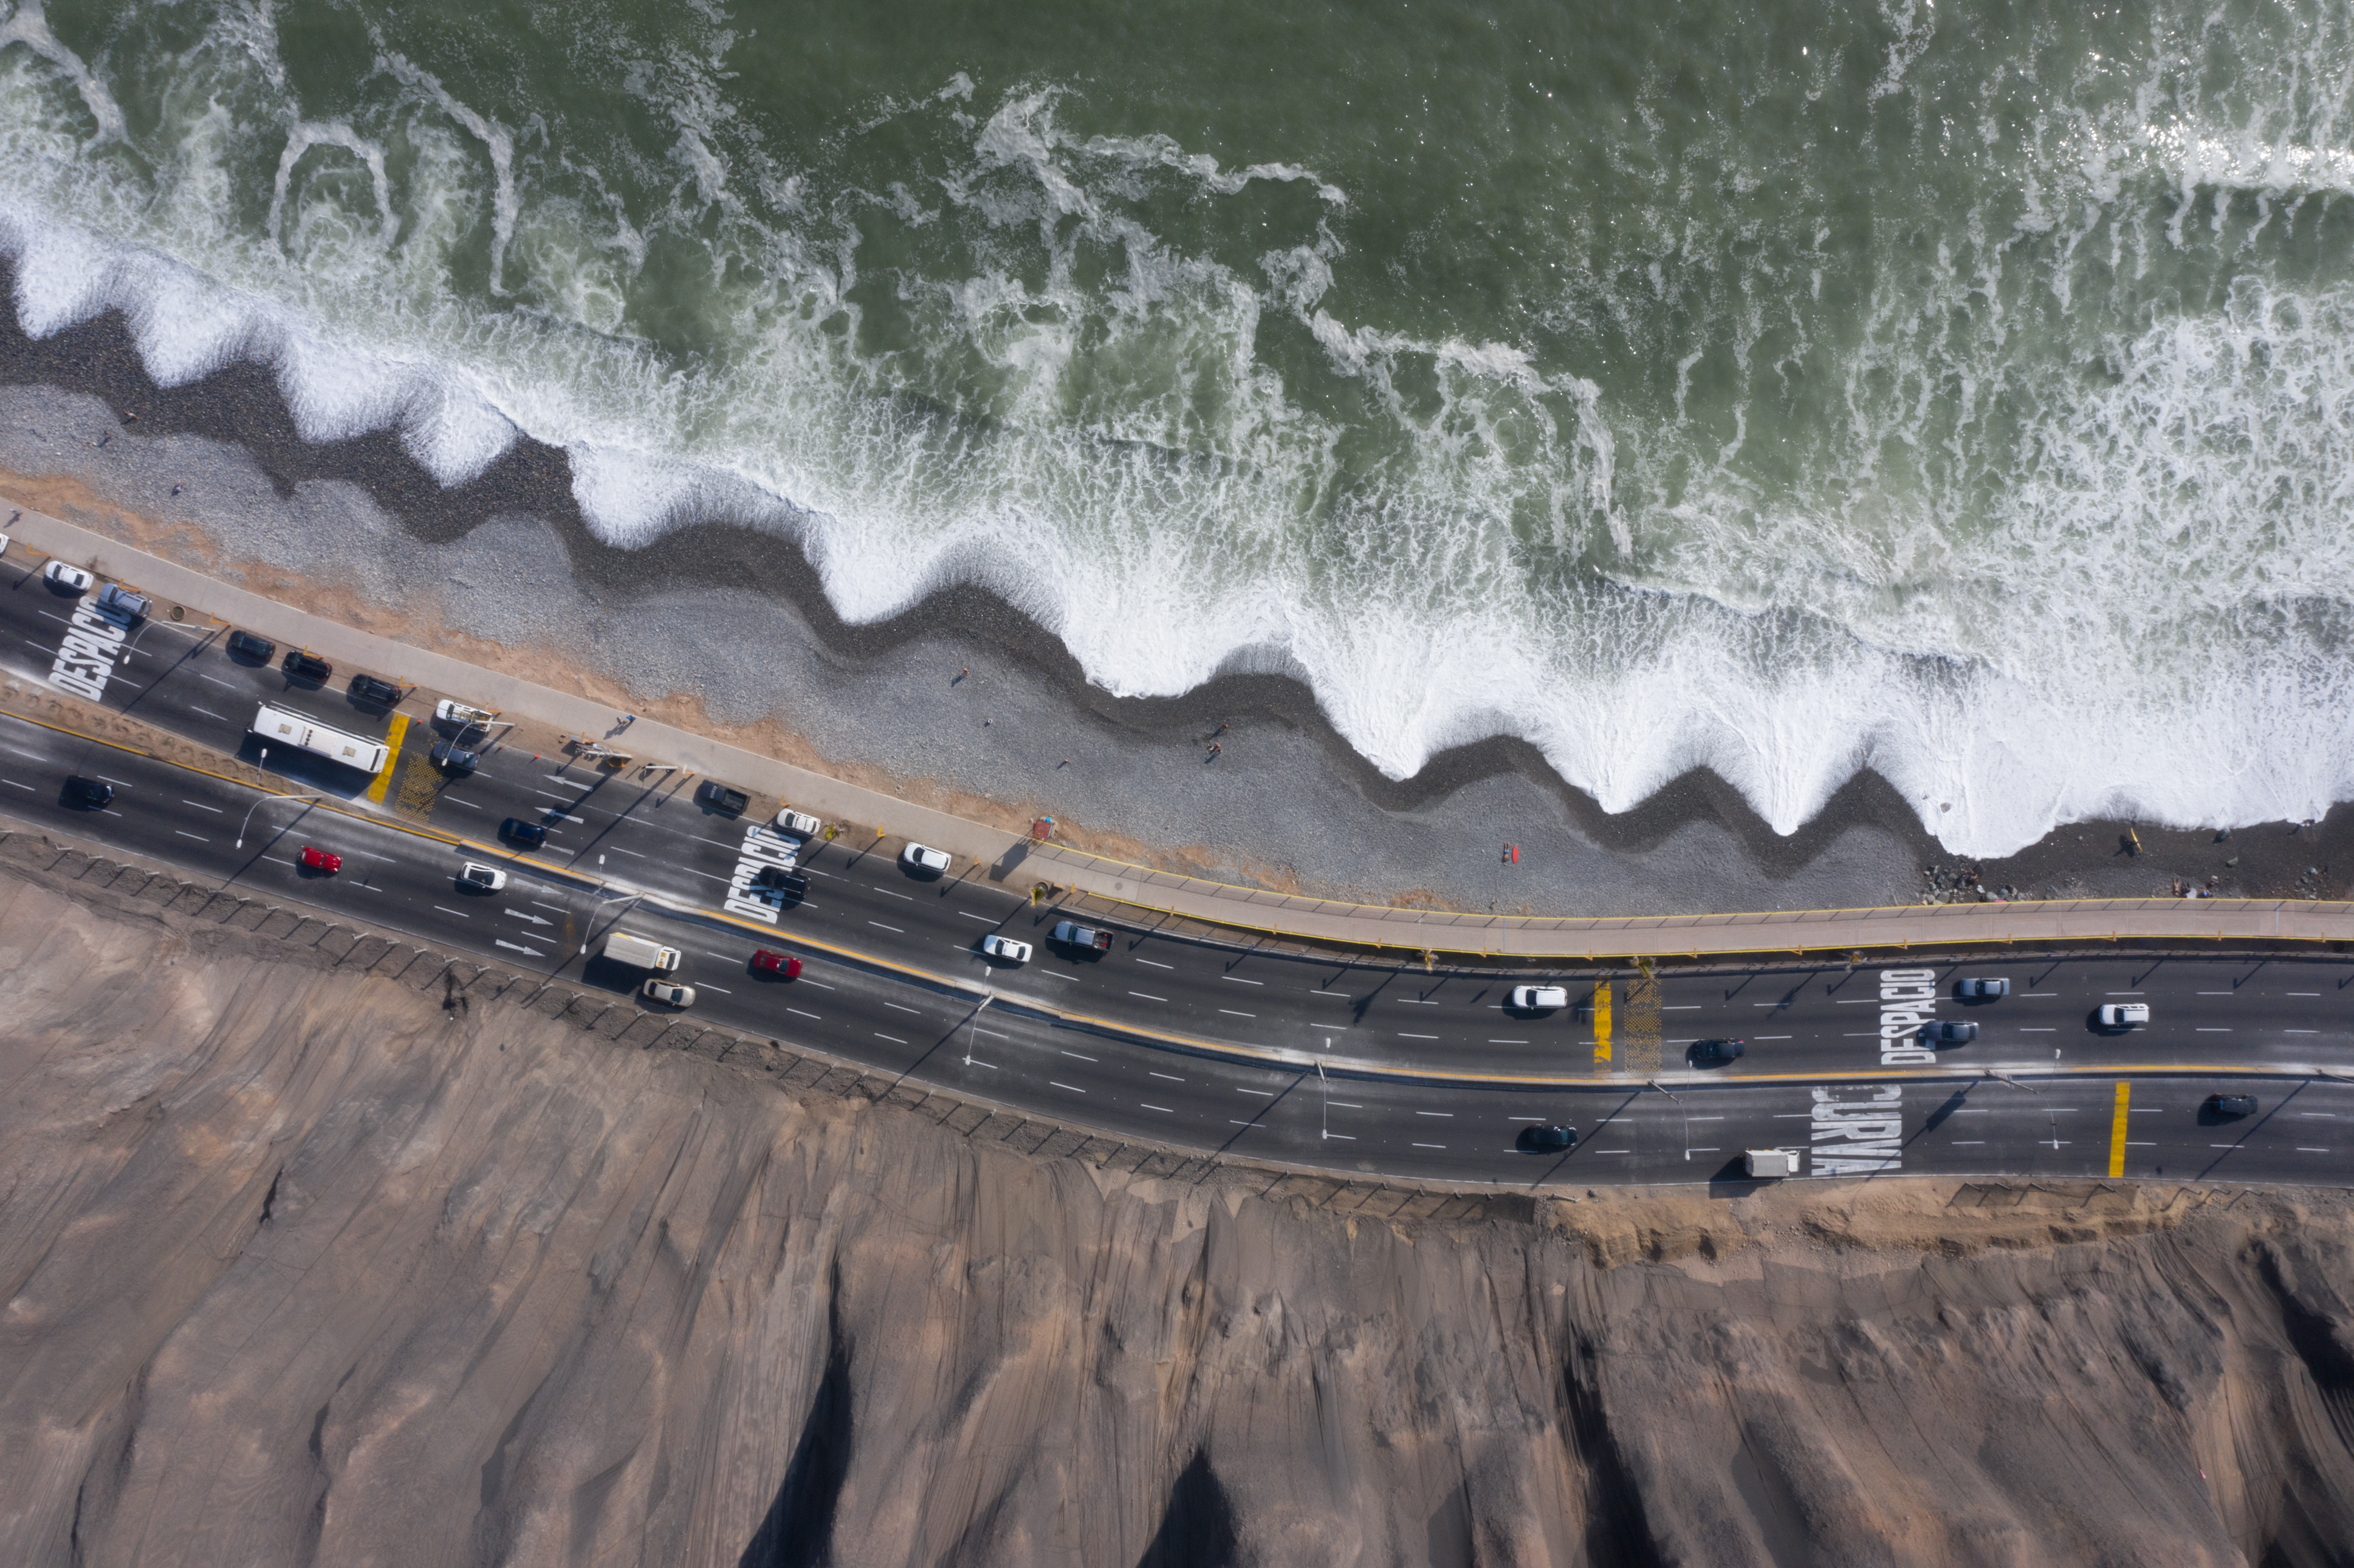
left=179, top=798, right=223, bottom=812
left=875, top=1033, right=907, bottom=1046
left=174, top=829, right=208, bottom=841
left=493, top=939, right=542, bottom=956
left=800, top=979, right=835, bottom=990
left=2299, top=1146, right=2331, bottom=1152
left=191, top=705, right=228, bottom=720
left=1400, top=1032, right=1440, bottom=1039
left=1237, top=1088, right=1275, bottom=1097
left=966, top=1058, right=998, bottom=1070
left=1489, top=1038, right=1527, bottom=1044
left=1, top=780, right=30, bottom=790
left=200, top=674, right=235, bottom=687
left=1218, top=1008, right=1256, bottom=1018
left=1951, top=1140, right=1986, bottom=1146
left=1412, top=1142, right=1446, bottom=1149
left=1416, top=1111, right=1453, bottom=1118
left=530, top=789, right=577, bottom=803
left=868, top=921, right=904, bottom=934
left=444, top=797, right=481, bottom=809
left=2105, top=991, right=2144, bottom=996
left=1039, top=970, right=1080, bottom=982
left=1400, top=998, right=1438, bottom=1005
left=433, top=905, right=470, bottom=918
left=1060, top=1050, right=1097, bottom=1062
left=958, top=911, right=997, bottom=922
left=787, top=1008, right=822, bottom=1021
left=870, top=886, right=914, bottom=901
left=1755, top=1035, right=1792, bottom=1040
left=1223, top=975, right=1263, bottom=985
left=1142, top=1103, right=1173, bottom=1112
left=2301, top=1112, right=2338, bottom=1118
left=2125, top=1141, right=2157, bottom=1146
left=95, top=775, right=130, bottom=786
left=884, top=1002, right=921, bottom=1015
left=1130, top=991, right=1167, bottom=1002
left=704, top=951, right=733, bottom=960
left=2287, top=991, right=2321, bottom=996
left=1150, top=1071, right=1184, bottom=1081
left=1135, top=957, right=1173, bottom=969
left=606, top=845, right=645, bottom=857
left=1661, top=1005, right=1701, bottom=1010
left=2020, top=1027, right=2057, bottom=1032
left=1312, top=989, right=1349, bottom=998
left=1229, top=1120, right=1262, bottom=1128
left=2197, top=990, right=2233, bottom=995
left=1329, top=1101, right=1362, bottom=1109
left=2196, top=1028, right=2231, bottom=1033
left=702, top=984, right=733, bottom=995
left=2209, top=1143, right=2241, bottom=1149
left=2286, top=1029, right=2319, bottom=1034
left=530, top=899, right=568, bottom=912
left=1754, top=1002, right=1788, bottom=1007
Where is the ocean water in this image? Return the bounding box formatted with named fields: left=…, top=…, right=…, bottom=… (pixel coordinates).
left=2, top=0, right=2352, bottom=855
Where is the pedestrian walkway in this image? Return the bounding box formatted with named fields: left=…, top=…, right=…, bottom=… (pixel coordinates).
left=13, top=492, right=2354, bottom=960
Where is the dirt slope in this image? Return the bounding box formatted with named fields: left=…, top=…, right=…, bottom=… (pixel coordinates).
left=0, top=855, right=2350, bottom=1566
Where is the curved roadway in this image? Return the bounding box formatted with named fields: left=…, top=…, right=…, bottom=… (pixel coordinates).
left=2, top=573, right=2352, bottom=1190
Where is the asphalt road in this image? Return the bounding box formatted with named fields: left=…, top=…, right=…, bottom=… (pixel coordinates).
left=4, top=566, right=2354, bottom=1191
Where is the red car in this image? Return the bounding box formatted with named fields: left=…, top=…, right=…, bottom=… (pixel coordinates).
left=298, top=845, right=342, bottom=874
left=750, top=949, right=801, bottom=979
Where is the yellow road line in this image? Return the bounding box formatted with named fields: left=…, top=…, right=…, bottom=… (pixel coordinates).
left=1592, top=981, right=1611, bottom=1067
left=2109, top=1081, right=2131, bottom=1177
left=363, top=712, right=409, bottom=804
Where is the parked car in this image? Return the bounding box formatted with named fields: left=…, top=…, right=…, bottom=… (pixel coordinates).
left=430, top=741, right=478, bottom=773
left=1050, top=919, right=1113, bottom=953
left=642, top=977, right=696, bottom=1008
left=1955, top=977, right=2010, bottom=999
left=456, top=862, right=507, bottom=892
left=1509, top=984, right=1570, bottom=1012
left=434, top=699, right=493, bottom=728
left=298, top=845, right=342, bottom=874
left=2208, top=1094, right=2258, bottom=1117
left=499, top=817, right=548, bottom=847
left=62, top=774, right=112, bottom=807
left=225, top=629, right=275, bottom=661
left=95, top=583, right=151, bottom=621
left=1920, top=1020, right=1979, bottom=1043
left=282, top=648, right=332, bottom=682
left=901, top=842, right=951, bottom=874
left=2097, top=1002, right=2150, bottom=1029
left=1516, top=1124, right=1576, bottom=1153
left=1690, top=1038, right=1747, bottom=1062
left=0, top=532, right=10, bottom=556
left=41, top=560, right=92, bottom=593
left=695, top=779, right=750, bottom=815
left=349, top=673, right=402, bottom=707
left=775, top=808, right=823, bottom=839
left=980, top=933, right=1033, bottom=964
left=751, top=949, right=803, bottom=979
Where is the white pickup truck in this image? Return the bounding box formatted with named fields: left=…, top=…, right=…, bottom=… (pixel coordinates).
left=602, top=931, right=682, bottom=972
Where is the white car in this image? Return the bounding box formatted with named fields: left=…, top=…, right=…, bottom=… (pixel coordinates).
left=435, top=698, right=494, bottom=727
left=0, top=532, right=10, bottom=557
left=456, top=861, right=507, bottom=892
left=2098, top=1002, right=2150, bottom=1029
left=1510, top=984, right=1571, bottom=1012
left=42, top=560, right=92, bottom=593
left=980, top=934, right=1032, bottom=964
left=642, top=978, right=696, bottom=1007
left=775, top=808, right=823, bottom=839
left=901, top=842, right=951, bottom=874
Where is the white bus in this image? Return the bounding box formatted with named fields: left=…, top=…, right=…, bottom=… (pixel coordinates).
left=252, top=703, right=391, bottom=775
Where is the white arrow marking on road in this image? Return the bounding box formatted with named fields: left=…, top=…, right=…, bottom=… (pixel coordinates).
left=494, top=939, right=543, bottom=956
left=508, top=911, right=554, bottom=926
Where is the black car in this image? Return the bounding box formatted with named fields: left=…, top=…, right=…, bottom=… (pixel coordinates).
left=63, top=774, right=112, bottom=807
left=1920, top=1020, right=1979, bottom=1044
left=431, top=741, right=478, bottom=773
left=746, top=866, right=806, bottom=906
left=2209, top=1094, right=2258, bottom=1118
left=499, top=817, right=548, bottom=847
left=349, top=673, right=402, bottom=707
left=696, top=779, right=750, bottom=815
left=1691, top=1038, right=1746, bottom=1062
left=1516, top=1124, right=1576, bottom=1153
left=283, top=648, right=332, bottom=682
left=225, top=629, right=275, bottom=661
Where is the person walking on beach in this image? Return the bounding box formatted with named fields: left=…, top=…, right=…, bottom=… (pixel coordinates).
left=1207, top=741, right=1221, bottom=758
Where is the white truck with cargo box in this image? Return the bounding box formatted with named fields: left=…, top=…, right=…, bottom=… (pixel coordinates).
left=602, top=931, right=682, bottom=972
left=1745, top=1149, right=1797, bottom=1179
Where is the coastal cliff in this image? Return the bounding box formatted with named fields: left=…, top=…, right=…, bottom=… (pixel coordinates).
left=0, top=852, right=2349, bottom=1566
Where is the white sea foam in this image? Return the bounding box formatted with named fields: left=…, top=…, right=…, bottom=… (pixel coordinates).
left=5, top=0, right=2354, bottom=862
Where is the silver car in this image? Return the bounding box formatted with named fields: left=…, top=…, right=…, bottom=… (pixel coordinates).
left=1509, top=984, right=1570, bottom=1012
left=642, top=978, right=697, bottom=1008
left=980, top=934, right=1032, bottom=964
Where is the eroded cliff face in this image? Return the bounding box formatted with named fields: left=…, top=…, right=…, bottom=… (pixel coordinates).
left=0, top=852, right=2350, bottom=1567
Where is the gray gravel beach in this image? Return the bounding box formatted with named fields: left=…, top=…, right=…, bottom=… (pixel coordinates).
left=2, top=295, right=2347, bottom=916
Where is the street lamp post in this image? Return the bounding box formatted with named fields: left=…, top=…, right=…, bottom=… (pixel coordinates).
left=236, top=790, right=324, bottom=848
left=579, top=891, right=645, bottom=956
left=964, top=994, right=993, bottom=1067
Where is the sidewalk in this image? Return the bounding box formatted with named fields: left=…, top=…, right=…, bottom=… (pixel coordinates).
left=14, top=492, right=2354, bottom=960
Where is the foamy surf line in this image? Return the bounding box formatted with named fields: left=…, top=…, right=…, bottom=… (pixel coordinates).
left=8, top=0, right=2354, bottom=863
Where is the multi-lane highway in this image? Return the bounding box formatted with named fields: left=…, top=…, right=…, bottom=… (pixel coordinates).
left=4, top=553, right=2354, bottom=1190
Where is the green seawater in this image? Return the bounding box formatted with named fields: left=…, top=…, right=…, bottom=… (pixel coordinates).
left=4, top=0, right=2354, bottom=850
